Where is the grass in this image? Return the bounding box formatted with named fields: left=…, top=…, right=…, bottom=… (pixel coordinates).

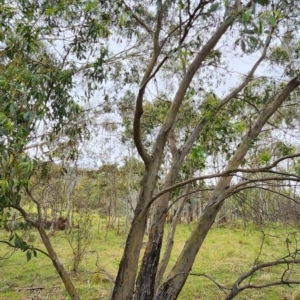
left=1, top=219, right=300, bottom=299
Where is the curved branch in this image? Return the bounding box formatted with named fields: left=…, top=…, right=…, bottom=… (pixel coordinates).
left=151, top=166, right=300, bottom=203
left=230, top=184, right=300, bottom=206
left=240, top=153, right=300, bottom=173
left=11, top=204, right=39, bottom=228
left=189, top=273, right=231, bottom=295
left=229, top=176, right=300, bottom=195
left=0, top=240, right=51, bottom=258
left=187, top=258, right=300, bottom=300
left=134, top=88, right=152, bottom=164
left=133, top=3, right=165, bottom=164
left=133, top=153, right=300, bottom=221
left=225, top=258, right=300, bottom=300
left=152, top=156, right=300, bottom=204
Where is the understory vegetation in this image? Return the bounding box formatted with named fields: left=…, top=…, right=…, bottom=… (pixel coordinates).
left=1, top=220, right=300, bottom=300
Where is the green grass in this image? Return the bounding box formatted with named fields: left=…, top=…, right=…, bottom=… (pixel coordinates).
left=177, top=223, right=299, bottom=300
left=1, top=220, right=300, bottom=299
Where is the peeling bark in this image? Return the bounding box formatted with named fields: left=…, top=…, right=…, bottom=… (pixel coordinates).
left=134, top=14, right=242, bottom=299
left=155, top=202, right=222, bottom=300
left=134, top=229, right=163, bottom=300
left=112, top=166, right=159, bottom=300
left=155, top=176, right=193, bottom=291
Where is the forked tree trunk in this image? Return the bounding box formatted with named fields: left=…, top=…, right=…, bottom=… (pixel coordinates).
left=133, top=9, right=273, bottom=297
left=133, top=19, right=233, bottom=300
left=134, top=176, right=178, bottom=300
left=112, top=166, right=161, bottom=300
left=154, top=77, right=300, bottom=300
left=114, top=25, right=232, bottom=300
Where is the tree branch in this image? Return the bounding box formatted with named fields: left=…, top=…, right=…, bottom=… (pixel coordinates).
left=133, top=3, right=165, bottom=164
left=11, top=204, right=39, bottom=228
left=229, top=176, right=300, bottom=195
left=175, top=256, right=300, bottom=300
left=152, top=151, right=300, bottom=203
left=231, top=184, right=300, bottom=207
left=190, top=272, right=231, bottom=295
left=225, top=258, right=300, bottom=299
left=121, top=1, right=153, bottom=34
left=130, top=152, right=300, bottom=221
left=0, top=240, right=51, bottom=258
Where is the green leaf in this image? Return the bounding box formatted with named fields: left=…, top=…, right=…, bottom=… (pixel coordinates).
left=258, top=20, right=262, bottom=35
left=26, top=250, right=32, bottom=262
left=18, top=161, right=33, bottom=172
left=234, top=121, right=247, bottom=133
left=9, top=234, right=14, bottom=241
left=260, top=151, right=271, bottom=163
left=179, top=1, right=184, bottom=10
left=255, top=0, right=269, bottom=6
left=207, top=3, right=220, bottom=14
left=241, top=40, right=246, bottom=52
left=119, top=13, right=127, bottom=27
left=9, top=102, right=17, bottom=114
left=273, top=10, right=282, bottom=19
left=0, top=180, right=9, bottom=193
left=14, top=235, right=23, bottom=248
left=242, top=10, right=251, bottom=23
left=23, top=111, right=35, bottom=122
left=249, top=36, right=258, bottom=48
left=243, top=29, right=255, bottom=35
left=277, top=142, right=294, bottom=155
left=84, top=1, right=97, bottom=12
left=224, top=15, right=235, bottom=25
left=268, top=15, right=276, bottom=27
left=191, top=147, right=205, bottom=162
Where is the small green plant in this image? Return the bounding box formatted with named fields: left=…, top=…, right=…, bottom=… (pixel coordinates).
left=27, top=232, right=37, bottom=243
left=66, top=211, right=93, bottom=273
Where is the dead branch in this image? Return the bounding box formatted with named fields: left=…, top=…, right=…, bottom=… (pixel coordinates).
left=13, top=286, right=45, bottom=291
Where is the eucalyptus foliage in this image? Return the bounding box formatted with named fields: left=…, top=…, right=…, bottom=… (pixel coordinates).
left=1, top=0, right=300, bottom=300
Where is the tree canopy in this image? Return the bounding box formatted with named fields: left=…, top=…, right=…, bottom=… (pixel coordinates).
left=1, top=0, right=300, bottom=299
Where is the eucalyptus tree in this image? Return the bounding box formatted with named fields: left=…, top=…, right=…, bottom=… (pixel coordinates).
left=2, top=1, right=300, bottom=300
left=110, top=1, right=300, bottom=300
left=0, top=1, right=112, bottom=299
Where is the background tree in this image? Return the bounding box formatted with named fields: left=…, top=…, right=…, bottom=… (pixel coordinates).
left=0, top=1, right=112, bottom=298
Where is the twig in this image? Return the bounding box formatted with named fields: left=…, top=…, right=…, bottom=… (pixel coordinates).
left=189, top=273, right=231, bottom=295
left=0, top=248, right=16, bottom=260
left=13, top=286, right=44, bottom=291
left=0, top=240, right=51, bottom=258
left=163, top=256, right=300, bottom=300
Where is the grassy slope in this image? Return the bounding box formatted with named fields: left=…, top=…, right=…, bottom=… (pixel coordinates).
left=0, top=221, right=300, bottom=300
